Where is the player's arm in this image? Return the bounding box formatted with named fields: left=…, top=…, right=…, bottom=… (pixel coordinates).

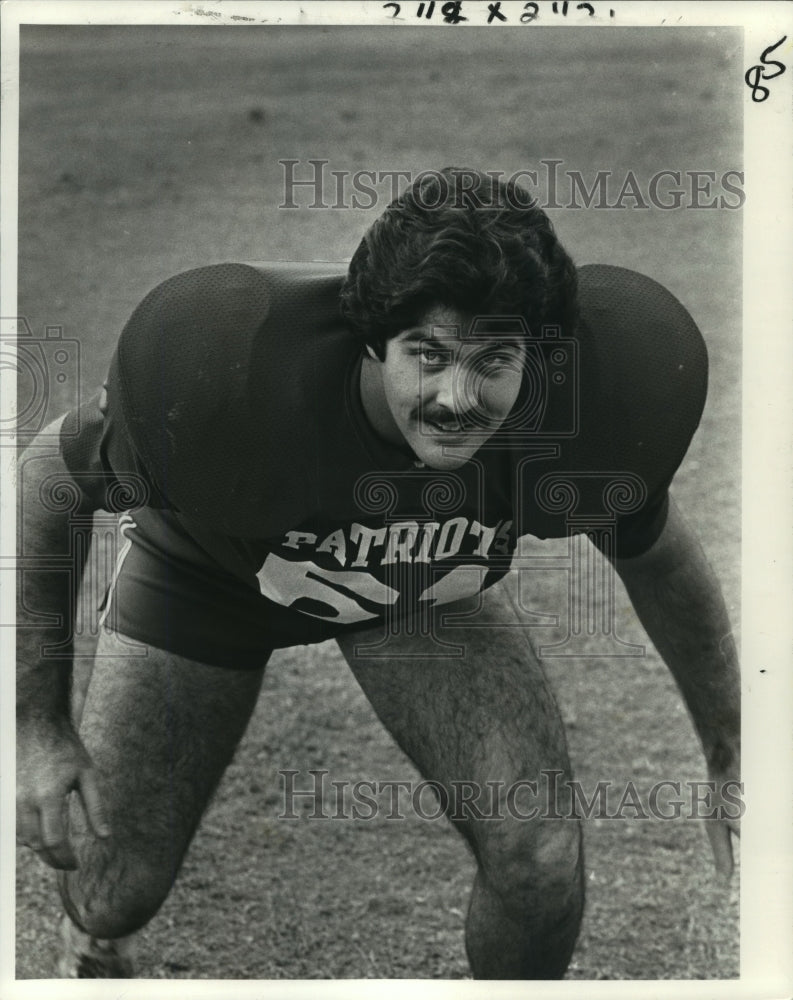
left=16, top=415, right=111, bottom=870
left=612, top=494, right=741, bottom=876
left=17, top=263, right=268, bottom=870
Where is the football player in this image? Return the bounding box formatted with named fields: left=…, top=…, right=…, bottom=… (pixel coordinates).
left=17, top=168, right=740, bottom=979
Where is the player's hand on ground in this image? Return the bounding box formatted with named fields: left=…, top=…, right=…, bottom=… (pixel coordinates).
left=16, top=718, right=110, bottom=870
left=704, top=760, right=741, bottom=880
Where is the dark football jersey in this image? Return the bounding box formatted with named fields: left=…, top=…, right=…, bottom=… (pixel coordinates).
left=60, top=261, right=707, bottom=662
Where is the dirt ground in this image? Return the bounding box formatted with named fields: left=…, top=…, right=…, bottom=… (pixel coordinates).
left=14, top=24, right=741, bottom=980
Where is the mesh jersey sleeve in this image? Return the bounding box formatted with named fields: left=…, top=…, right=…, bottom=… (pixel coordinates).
left=59, top=263, right=274, bottom=514
left=575, top=264, right=709, bottom=559
left=59, top=358, right=164, bottom=513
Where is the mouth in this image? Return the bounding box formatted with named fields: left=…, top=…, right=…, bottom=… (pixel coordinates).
left=421, top=417, right=468, bottom=438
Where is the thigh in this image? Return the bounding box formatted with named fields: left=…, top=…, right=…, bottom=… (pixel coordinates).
left=72, top=628, right=268, bottom=872
left=336, top=579, right=574, bottom=841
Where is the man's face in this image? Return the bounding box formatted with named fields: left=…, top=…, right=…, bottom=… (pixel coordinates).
left=375, top=305, right=527, bottom=470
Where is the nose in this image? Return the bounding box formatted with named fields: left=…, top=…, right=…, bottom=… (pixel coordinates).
left=434, top=364, right=481, bottom=416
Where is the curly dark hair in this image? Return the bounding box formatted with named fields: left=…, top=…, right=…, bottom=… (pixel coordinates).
left=339, top=167, right=579, bottom=359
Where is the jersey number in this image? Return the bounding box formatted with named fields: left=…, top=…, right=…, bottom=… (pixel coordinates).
left=257, top=554, right=486, bottom=624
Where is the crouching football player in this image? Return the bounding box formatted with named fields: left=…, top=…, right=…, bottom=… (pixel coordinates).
left=16, top=168, right=740, bottom=979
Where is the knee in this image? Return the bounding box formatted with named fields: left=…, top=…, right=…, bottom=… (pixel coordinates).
left=533, top=820, right=583, bottom=889
left=479, top=818, right=583, bottom=917
left=58, top=855, right=171, bottom=939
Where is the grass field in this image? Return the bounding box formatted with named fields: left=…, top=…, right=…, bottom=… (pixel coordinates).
left=15, top=24, right=741, bottom=980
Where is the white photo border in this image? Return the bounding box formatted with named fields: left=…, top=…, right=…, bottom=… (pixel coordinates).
left=2, top=2, right=791, bottom=997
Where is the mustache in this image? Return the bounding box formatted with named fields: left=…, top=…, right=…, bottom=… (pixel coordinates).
left=413, top=404, right=497, bottom=430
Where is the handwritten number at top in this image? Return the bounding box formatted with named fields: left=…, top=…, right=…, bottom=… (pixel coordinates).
left=383, top=1, right=614, bottom=21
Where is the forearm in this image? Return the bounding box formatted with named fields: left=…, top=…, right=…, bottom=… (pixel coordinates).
left=615, top=498, right=740, bottom=771
left=17, top=420, right=94, bottom=725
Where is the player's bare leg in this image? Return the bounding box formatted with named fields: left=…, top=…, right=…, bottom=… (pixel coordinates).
left=58, top=628, right=267, bottom=972
left=336, top=579, right=584, bottom=980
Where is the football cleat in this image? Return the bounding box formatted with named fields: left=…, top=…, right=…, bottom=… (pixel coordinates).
left=57, top=915, right=137, bottom=978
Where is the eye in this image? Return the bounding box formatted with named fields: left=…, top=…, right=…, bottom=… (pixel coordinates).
left=418, top=347, right=451, bottom=367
